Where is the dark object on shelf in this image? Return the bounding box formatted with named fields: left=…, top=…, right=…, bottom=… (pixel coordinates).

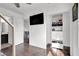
left=52, top=30, right=62, bottom=31
left=1, top=34, right=8, bottom=44
left=59, top=19, right=62, bottom=22
left=72, top=3, right=78, bottom=22
left=52, top=28, right=55, bottom=31
left=52, top=41, right=57, bottom=43
left=30, top=13, right=44, bottom=25
left=52, top=40, right=63, bottom=44
left=58, top=41, right=63, bottom=44
left=52, top=22, right=63, bottom=26
left=63, top=46, right=70, bottom=56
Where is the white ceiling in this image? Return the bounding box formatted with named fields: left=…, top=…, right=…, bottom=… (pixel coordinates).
left=0, top=3, right=73, bottom=16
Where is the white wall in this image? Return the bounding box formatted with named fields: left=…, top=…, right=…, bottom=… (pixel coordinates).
left=30, top=24, right=46, bottom=49
left=63, top=12, right=70, bottom=47
left=1, top=16, right=10, bottom=34
left=70, top=16, right=78, bottom=56
left=1, top=22, right=8, bottom=34
left=8, top=18, right=13, bottom=44
left=24, top=19, right=29, bottom=31
left=45, top=15, right=52, bottom=44
left=70, top=4, right=79, bottom=56
left=13, top=17, right=24, bottom=45
left=0, top=7, right=24, bottom=45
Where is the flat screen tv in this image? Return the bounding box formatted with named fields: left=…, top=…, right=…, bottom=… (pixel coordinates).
left=30, top=13, right=44, bottom=25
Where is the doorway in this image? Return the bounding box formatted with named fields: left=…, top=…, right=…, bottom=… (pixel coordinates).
left=24, top=31, right=29, bottom=44
left=0, top=14, right=14, bottom=56
left=24, top=19, right=29, bottom=45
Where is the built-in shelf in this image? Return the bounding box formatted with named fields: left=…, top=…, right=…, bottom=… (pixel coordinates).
left=51, top=14, right=63, bottom=49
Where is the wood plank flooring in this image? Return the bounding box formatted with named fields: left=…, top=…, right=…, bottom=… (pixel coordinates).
left=1, top=43, right=46, bottom=56
left=16, top=43, right=46, bottom=56
left=1, top=45, right=12, bottom=56
left=1, top=43, right=69, bottom=56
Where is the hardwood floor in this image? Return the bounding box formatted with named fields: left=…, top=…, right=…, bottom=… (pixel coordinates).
left=1, top=45, right=12, bottom=56
left=1, top=43, right=46, bottom=56
left=1, top=43, right=70, bottom=56
left=16, top=43, right=46, bottom=56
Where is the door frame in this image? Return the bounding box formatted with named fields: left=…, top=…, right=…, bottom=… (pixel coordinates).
left=0, top=14, right=15, bottom=56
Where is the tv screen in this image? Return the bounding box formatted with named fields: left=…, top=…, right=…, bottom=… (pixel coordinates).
left=30, top=13, right=44, bottom=25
